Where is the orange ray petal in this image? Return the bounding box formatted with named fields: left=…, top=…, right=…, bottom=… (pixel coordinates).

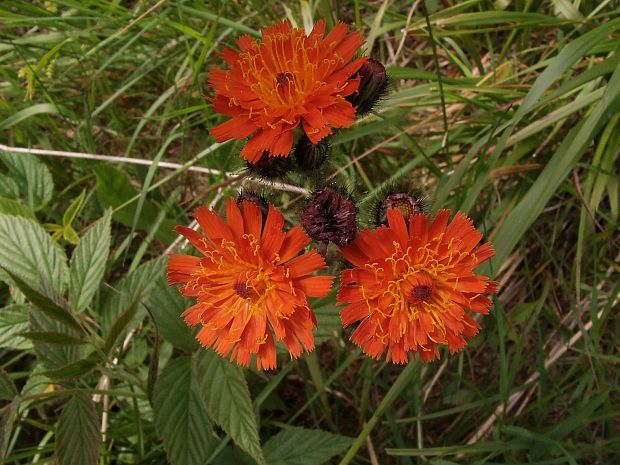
left=295, top=275, right=334, bottom=298
left=167, top=254, right=201, bottom=284
left=279, top=226, right=311, bottom=263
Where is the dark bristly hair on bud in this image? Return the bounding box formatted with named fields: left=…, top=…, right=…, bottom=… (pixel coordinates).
left=236, top=190, right=269, bottom=219
left=300, top=187, right=357, bottom=247
left=246, top=151, right=292, bottom=179
left=377, top=192, right=425, bottom=225
left=347, top=58, right=388, bottom=116
left=294, top=134, right=330, bottom=172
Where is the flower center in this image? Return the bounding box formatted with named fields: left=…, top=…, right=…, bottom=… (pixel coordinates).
left=412, top=285, right=432, bottom=302
left=239, top=29, right=318, bottom=111
left=276, top=72, right=293, bottom=87
left=232, top=268, right=276, bottom=312
left=234, top=282, right=252, bottom=298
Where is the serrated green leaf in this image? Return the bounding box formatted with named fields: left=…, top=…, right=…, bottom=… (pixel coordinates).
left=62, top=190, right=85, bottom=227
left=44, top=223, right=63, bottom=233
left=0, top=214, right=69, bottom=296
left=0, top=304, right=30, bottom=350
left=2, top=267, right=80, bottom=331
left=149, top=274, right=198, bottom=352
left=56, top=392, right=100, bottom=465
left=0, top=175, right=19, bottom=199
left=62, top=225, right=80, bottom=245
left=215, top=445, right=257, bottom=465
left=44, top=356, right=98, bottom=380
left=0, top=196, right=35, bottom=219
left=97, top=257, right=165, bottom=337
left=69, top=212, right=111, bottom=313
left=0, top=370, right=17, bottom=401
left=263, top=427, right=354, bottom=465
left=29, top=308, right=81, bottom=370
left=0, top=400, right=18, bottom=463
left=104, top=291, right=142, bottom=355
left=193, top=351, right=266, bottom=465
left=19, top=331, right=87, bottom=345
left=51, top=228, right=63, bottom=242
left=20, top=364, right=52, bottom=405
left=154, top=357, right=213, bottom=465
left=0, top=151, right=53, bottom=210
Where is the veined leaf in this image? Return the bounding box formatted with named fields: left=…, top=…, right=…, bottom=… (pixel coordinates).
left=0, top=214, right=68, bottom=295
left=0, top=400, right=18, bottom=463
left=148, top=274, right=198, bottom=352
left=193, top=350, right=266, bottom=465
left=0, top=369, right=18, bottom=401
left=0, top=150, right=53, bottom=210
left=263, top=427, right=354, bottom=465
left=56, top=392, right=101, bottom=465
left=19, top=331, right=87, bottom=345
left=0, top=196, right=35, bottom=219
left=62, top=190, right=85, bottom=228
left=29, top=307, right=81, bottom=370
left=97, top=257, right=165, bottom=337
left=20, top=364, right=52, bottom=408
left=103, top=291, right=142, bottom=355
left=0, top=176, right=19, bottom=199
left=69, top=212, right=111, bottom=313
left=44, top=355, right=98, bottom=380
left=2, top=268, right=80, bottom=331
left=154, top=357, right=213, bottom=465
left=0, top=304, right=30, bottom=350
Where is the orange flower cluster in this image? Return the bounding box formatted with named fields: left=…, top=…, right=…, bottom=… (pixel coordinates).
left=167, top=20, right=497, bottom=370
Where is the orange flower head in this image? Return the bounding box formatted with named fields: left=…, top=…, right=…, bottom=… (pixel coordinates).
left=209, top=19, right=367, bottom=162
left=168, top=199, right=334, bottom=370
left=338, top=209, right=498, bottom=363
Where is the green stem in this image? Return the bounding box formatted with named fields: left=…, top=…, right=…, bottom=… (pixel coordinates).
left=338, top=362, right=417, bottom=465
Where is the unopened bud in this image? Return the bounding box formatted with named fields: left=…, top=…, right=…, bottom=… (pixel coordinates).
left=237, top=190, right=269, bottom=219
left=246, top=152, right=291, bottom=178
left=378, top=193, right=423, bottom=225
left=347, top=58, right=388, bottom=115
left=301, top=188, right=357, bottom=247
left=294, top=135, right=329, bottom=172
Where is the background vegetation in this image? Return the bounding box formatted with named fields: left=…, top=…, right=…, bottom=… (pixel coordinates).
left=1, top=0, right=619, bottom=464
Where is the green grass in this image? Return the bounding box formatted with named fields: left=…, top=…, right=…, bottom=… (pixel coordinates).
left=1, top=1, right=620, bottom=464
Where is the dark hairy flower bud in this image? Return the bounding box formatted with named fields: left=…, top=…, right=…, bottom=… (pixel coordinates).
left=247, top=152, right=292, bottom=178
left=377, top=193, right=423, bottom=225
left=236, top=190, right=269, bottom=219
left=294, top=135, right=329, bottom=172
left=347, top=58, right=388, bottom=115
left=301, top=188, right=357, bottom=247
